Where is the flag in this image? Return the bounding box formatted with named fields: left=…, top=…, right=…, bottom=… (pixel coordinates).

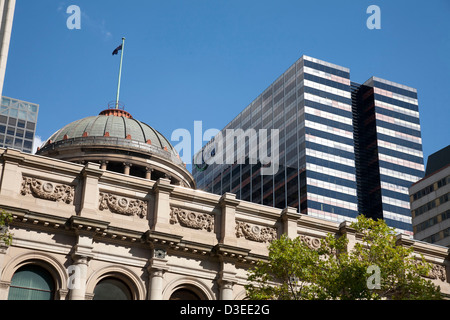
left=112, top=44, right=122, bottom=55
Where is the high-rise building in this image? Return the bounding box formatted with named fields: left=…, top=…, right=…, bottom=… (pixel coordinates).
left=410, top=145, right=450, bottom=246
left=0, top=0, right=17, bottom=99
left=0, top=96, right=39, bottom=153
left=193, top=55, right=425, bottom=235
left=352, top=77, right=425, bottom=233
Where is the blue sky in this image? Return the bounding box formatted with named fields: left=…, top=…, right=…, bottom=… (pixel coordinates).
left=3, top=0, right=450, bottom=172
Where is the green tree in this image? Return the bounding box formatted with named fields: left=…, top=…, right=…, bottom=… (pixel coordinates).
left=245, top=215, right=441, bottom=300
left=0, top=209, right=13, bottom=246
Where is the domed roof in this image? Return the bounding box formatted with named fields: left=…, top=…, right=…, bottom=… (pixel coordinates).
left=37, top=108, right=195, bottom=188
left=39, top=111, right=180, bottom=162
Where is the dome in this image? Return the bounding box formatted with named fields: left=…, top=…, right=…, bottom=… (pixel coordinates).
left=37, top=108, right=195, bottom=188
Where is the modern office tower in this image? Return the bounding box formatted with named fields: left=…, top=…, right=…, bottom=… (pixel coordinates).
left=0, top=0, right=17, bottom=99
left=352, top=77, right=425, bottom=234
left=194, top=55, right=426, bottom=235
left=194, top=55, right=359, bottom=224
left=410, top=145, right=450, bottom=246
left=0, top=96, right=39, bottom=153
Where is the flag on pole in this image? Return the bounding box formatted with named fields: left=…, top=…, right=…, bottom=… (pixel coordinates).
left=112, top=44, right=122, bottom=55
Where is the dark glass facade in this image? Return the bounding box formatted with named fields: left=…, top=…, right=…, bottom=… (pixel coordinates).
left=352, top=77, right=424, bottom=234
left=193, top=56, right=424, bottom=235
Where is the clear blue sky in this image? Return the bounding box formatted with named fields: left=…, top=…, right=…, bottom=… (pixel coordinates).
left=3, top=0, right=450, bottom=172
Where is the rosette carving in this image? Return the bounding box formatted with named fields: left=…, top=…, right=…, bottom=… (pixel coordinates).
left=99, top=192, right=147, bottom=218
left=300, top=235, right=322, bottom=250
left=169, top=207, right=214, bottom=232
left=235, top=221, right=277, bottom=243
left=21, top=177, right=74, bottom=204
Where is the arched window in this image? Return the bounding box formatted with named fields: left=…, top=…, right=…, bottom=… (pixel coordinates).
left=93, top=277, right=132, bottom=300
left=8, top=265, right=55, bottom=300
left=170, top=288, right=202, bottom=300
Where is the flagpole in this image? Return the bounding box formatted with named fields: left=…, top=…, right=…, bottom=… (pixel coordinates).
left=115, top=37, right=125, bottom=109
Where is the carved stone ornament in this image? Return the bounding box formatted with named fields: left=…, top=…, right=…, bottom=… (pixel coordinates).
left=169, top=207, right=214, bottom=232
left=426, top=264, right=447, bottom=282
left=235, top=221, right=277, bottom=243
left=99, top=192, right=147, bottom=218
left=300, top=235, right=322, bottom=250
left=21, top=177, right=74, bottom=204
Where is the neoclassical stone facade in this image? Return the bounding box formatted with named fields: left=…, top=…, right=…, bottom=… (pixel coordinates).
left=0, top=148, right=449, bottom=299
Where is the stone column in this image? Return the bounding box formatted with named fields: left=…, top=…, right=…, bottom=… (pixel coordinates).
left=123, top=162, right=132, bottom=175
left=147, top=249, right=168, bottom=300
left=0, top=243, right=10, bottom=299
left=100, top=160, right=108, bottom=171
left=219, top=280, right=234, bottom=300
left=145, top=167, right=153, bottom=180
left=69, top=254, right=90, bottom=300
left=218, top=264, right=236, bottom=300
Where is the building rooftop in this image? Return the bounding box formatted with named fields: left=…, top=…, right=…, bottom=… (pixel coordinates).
left=425, top=145, right=450, bottom=176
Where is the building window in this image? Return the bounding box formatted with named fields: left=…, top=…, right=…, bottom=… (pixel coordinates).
left=8, top=265, right=55, bottom=300
left=93, top=278, right=132, bottom=300
left=170, top=289, right=202, bottom=300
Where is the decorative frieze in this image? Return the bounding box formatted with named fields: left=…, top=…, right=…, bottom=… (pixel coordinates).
left=169, top=207, right=214, bottom=232
left=425, top=263, right=447, bottom=282
left=235, top=221, right=277, bottom=243
left=300, top=235, right=322, bottom=250
left=20, top=177, right=74, bottom=204
left=98, top=192, right=147, bottom=218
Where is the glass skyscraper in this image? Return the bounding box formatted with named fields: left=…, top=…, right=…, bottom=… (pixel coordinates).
left=352, top=77, right=424, bottom=234
left=193, top=55, right=424, bottom=235
left=0, top=96, right=39, bottom=153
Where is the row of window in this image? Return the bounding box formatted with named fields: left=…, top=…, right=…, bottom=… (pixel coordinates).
left=7, top=264, right=204, bottom=300
left=302, top=66, right=350, bottom=86
left=374, top=93, right=419, bottom=113
left=303, top=59, right=350, bottom=79
left=375, top=100, right=420, bottom=120
left=378, top=153, right=425, bottom=173
left=422, top=227, right=450, bottom=244
left=373, top=80, right=418, bottom=100
left=413, top=193, right=450, bottom=217
left=412, top=175, right=450, bottom=201
left=303, top=73, right=351, bottom=92
left=373, top=87, right=418, bottom=107
left=377, top=139, right=424, bottom=160
left=415, top=210, right=450, bottom=233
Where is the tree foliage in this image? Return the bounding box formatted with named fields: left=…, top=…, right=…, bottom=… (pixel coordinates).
left=245, top=215, right=441, bottom=300
left=0, top=209, right=13, bottom=246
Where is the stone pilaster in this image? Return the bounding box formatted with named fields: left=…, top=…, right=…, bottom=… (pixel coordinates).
left=152, top=178, right=175, bottom=233
left=281, top=207, right=300, bottom=239
left=80, top=162, right=103, bottom=217
left=219, top=193, right=240, bottom=246
left=339, top=220, right=357, bottom=252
